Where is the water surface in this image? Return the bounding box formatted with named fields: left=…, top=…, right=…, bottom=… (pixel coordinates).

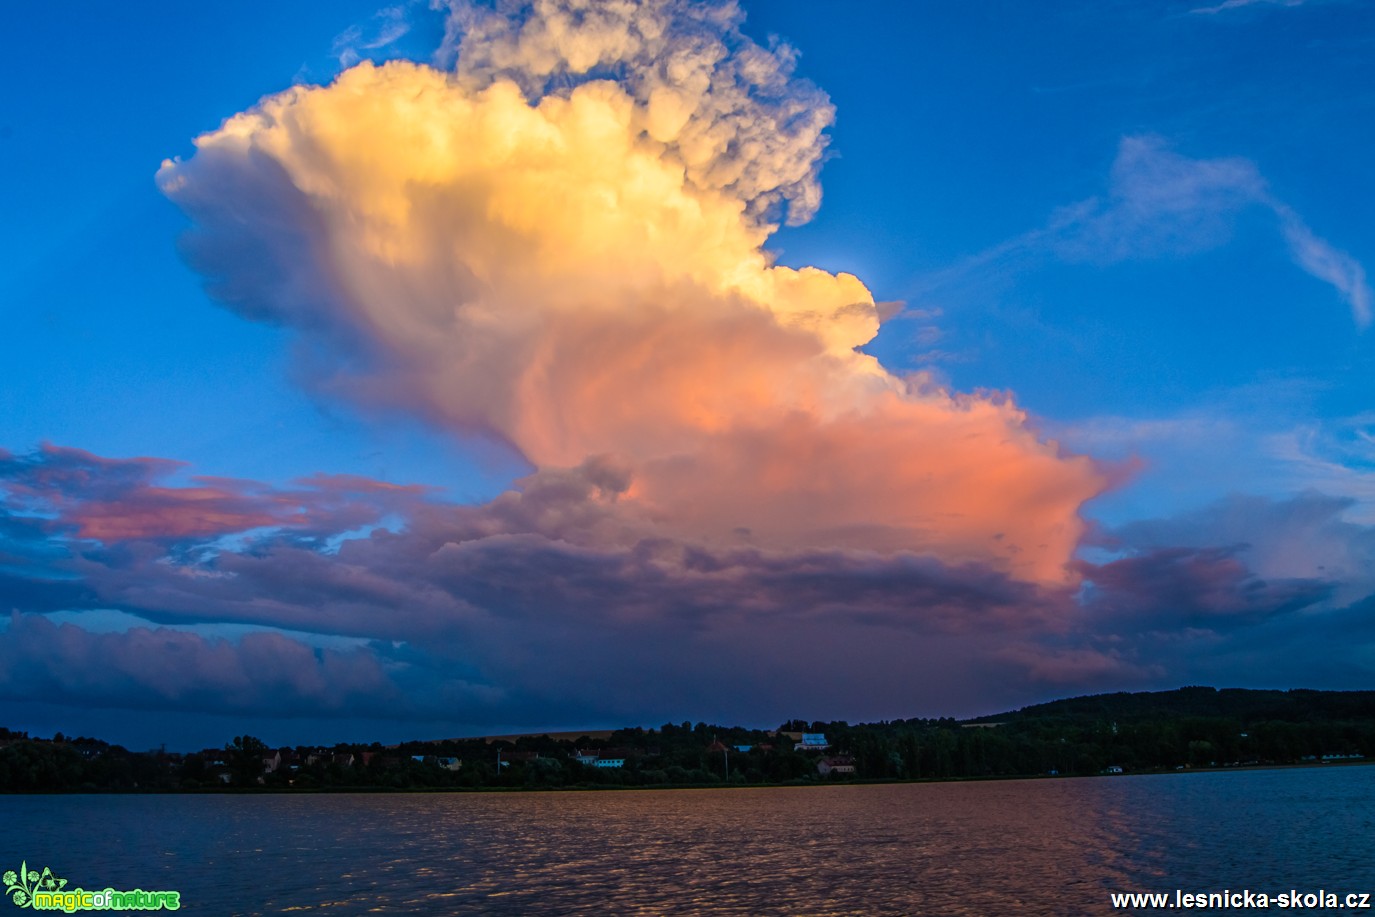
left=3, top=766, right=1372, bottom=914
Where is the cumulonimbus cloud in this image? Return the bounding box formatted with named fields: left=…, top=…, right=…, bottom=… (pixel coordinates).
left=158, top=0, right=1106, bottom=584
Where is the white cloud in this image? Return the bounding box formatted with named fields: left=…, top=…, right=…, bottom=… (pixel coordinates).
left=1034, top=136, right=1371, bottom=328
left=333, top=5, right=413, bottom=68
left=1048, top=136, right=1267, bottom=262
left=1275, top=207, right=1373, bottom=327
left=434, top=0, right=833, bottom=227
left=1190, top=0, right=1306, bottom=15
left=1059, top=381, right=1375, bottom=538
left=1265, top=414, right=1375, bottom=520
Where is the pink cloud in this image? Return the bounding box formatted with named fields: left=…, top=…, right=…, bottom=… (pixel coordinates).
left=0, top=444, right=428, bottom=543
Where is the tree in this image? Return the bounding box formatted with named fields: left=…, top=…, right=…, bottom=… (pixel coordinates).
left=227, top=735, right=269, bottom=787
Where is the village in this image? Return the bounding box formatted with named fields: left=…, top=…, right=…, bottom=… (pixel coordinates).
left=2, top=688, right=1371, bottom=792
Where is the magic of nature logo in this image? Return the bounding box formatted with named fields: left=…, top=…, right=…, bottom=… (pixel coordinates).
left=3, top=862, right=180, bottom=912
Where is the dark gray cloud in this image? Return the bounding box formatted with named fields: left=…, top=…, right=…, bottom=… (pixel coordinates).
left=1, top=445, right=1373, bottom=742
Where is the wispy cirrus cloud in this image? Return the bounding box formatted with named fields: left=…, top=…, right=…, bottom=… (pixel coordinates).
left=1046, top=136, right=1268, bottom=261
left=1054, top=137, right=1371, bottom=327
left=1056, top=381, right=1375, bottom=534
left=1274, top=206, right=1372, bottom=327
left=332, top=5, right=413, bottom=68
left=930, top=136, right=1371, bottom=329
left=1190, top=0, right=1307, bottom=16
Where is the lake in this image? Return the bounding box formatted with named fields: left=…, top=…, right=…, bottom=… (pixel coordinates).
left=3, top=766, right=1372, bottom=914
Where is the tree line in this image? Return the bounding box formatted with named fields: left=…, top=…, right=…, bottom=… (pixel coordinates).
left=1, top=687, right=1372, bottom=792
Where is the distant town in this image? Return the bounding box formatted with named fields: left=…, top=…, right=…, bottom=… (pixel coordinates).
left=1, top=687, right=1372, bottom=792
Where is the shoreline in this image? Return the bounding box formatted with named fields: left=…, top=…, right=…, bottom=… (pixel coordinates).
left=2, top=758, right=1369, bottom=796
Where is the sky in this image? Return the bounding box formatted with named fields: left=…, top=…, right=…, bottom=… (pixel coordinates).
left=2, top=0, right=1374, bottom=750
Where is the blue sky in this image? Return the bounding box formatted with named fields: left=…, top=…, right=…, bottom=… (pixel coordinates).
left=2, top=0, right=1373, bottom=749
left=2, top=1, right=515, bottom=499
left=767, top=0, right=1375, bottom=539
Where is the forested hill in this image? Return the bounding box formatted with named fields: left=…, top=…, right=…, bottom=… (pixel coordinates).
left=3, top=687, right=1374, bottom=791
left=970, top=687, right=1375, bottom=725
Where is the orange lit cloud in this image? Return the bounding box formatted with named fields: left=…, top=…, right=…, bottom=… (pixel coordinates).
left=158, top=1, right=1106, bottom=583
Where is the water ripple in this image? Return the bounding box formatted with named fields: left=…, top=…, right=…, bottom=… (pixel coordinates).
left=2, top=767, right=1371, bottom=915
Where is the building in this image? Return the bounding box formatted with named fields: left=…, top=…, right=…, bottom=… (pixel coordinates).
left=573, top=747, right=643, bottom=768
left=794, top=733, right=830, bottom=752
left=496, top=750, right=541, bottom=768
left=817, top=756, right=856, bottom=776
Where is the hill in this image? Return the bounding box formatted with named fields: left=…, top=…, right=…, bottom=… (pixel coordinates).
left=970, top=686, right=1375, bottom=726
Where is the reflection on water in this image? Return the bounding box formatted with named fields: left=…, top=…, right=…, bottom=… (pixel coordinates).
left=2, top=766, right=1372, bottom=915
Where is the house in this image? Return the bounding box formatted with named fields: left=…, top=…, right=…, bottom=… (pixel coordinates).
left=261, top=750, right=282, bottom=773
left=794, top=733, right=829, bottom=752
left=734, top=745, right=753, bottom=753
left=332, top=753, right=355, bottom=768
left=497, top=750, right=540, bottom=767
left=574, top=747, right=642, bottom=768
left=1103, top=765, right=1123, bottom=775
left=436, top=757, right=462, bottom=771
left=817, top=755, right=856, bottom=776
